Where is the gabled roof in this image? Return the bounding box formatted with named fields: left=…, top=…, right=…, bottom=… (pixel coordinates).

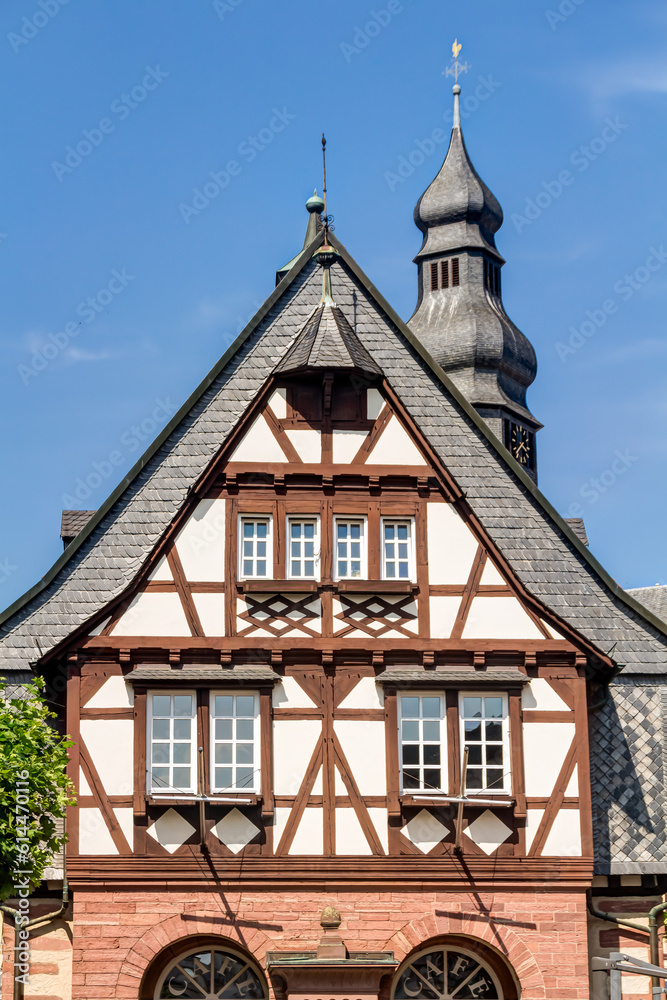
left=1, top=229, right=666, bottom=674
left=628, top=586, right=667, bottom=625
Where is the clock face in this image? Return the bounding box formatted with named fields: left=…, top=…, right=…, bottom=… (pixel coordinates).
left=509, top=423, right=532, bottom=466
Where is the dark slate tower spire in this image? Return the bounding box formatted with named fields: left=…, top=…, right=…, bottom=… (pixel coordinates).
left=409, top=53, right=541, bottom=480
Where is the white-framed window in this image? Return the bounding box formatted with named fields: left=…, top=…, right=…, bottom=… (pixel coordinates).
left=381, top=518, right=415, bottom=581
left=287, top=516, right=320, bottom=579
left=238, top=516, right=272, bottom=579
left=147, top=691, right=196, bottom=793
left=210, top=692, right=260, bottom=792
left=459, top=692, right=510, bottom=793
left=398, top=692, right=446, bottom=793
left=334, top=517, right=367, bottom=580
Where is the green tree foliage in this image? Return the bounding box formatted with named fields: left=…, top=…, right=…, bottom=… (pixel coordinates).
left=0, top=677, right=75, bottom=899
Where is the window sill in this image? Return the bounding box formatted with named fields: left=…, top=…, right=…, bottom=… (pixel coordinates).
left=400, top=793, right=515, bottom=809
left=237, top=580, right=319, bottom=593
left=147, top=792, right=260, bottom=807
left=336, top=579, right=416, bottom=594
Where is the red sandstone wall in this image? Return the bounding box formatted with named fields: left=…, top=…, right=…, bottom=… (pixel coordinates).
left=50, top=889, right=590, bottom=1000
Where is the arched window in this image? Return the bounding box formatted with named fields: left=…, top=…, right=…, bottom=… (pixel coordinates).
left=393, top=940, right=516, bottom=1000
left=148, top=941, right=268, bottom=1000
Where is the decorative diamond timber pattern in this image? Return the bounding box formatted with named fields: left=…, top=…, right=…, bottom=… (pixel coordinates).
left=146, top=808, right=196, bottom=854
left=237, top=593, right=321, bottom=637
left=211, top=808, right=261, bottom=854
left=465, top=809, right=512, bottom=856
left=334, top=592, right=418, bottom=638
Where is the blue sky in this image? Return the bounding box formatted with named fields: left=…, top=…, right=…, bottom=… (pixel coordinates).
left=1, top=0, right=666, bottom=611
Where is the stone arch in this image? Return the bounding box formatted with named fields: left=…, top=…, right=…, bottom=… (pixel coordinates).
left=119, top=913, right=272, bottom=999
left=386, top=911, right=546, bottom=1000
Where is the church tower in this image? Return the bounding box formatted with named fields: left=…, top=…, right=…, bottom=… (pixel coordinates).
left=410, top=57, right=541, bottom=481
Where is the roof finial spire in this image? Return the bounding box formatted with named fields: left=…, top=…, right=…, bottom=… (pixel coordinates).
left=313, top=132, right=339, bottom=302
left=445, top=39, right=470, bottom=128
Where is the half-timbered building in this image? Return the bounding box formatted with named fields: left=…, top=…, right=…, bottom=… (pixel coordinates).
left=2, top=79, right=667, bottom=1000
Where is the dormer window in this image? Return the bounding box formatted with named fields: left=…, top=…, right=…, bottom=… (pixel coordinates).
left=429, top=257, right=460, bottom=292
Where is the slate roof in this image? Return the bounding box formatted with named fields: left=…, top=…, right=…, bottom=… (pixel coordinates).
left=564, top=518, right=589, bottom=546
left=628, top=586, right=667, bottom=625
left=60, top=510, right=96, bottom=544
left=276, top=300, right=382, bottom=376
left=0, top=231, right=666, bottom=678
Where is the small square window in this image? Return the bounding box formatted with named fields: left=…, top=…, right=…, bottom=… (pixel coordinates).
left=210, top=692, right=260, bottom=792
left=287, top=517, right=320, bottom=579
left=334, top=518, right=367, bottom=580
left=238, top=517, right=272, bottom=579
left=382, top=519, right=414, bottom=581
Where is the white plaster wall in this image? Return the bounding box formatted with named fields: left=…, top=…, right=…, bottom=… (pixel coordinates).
left=111, top=592, right=190, bottom=637
left=230, top=414, right=288, bottom=462
left=335, top=807, right=372, bottom=855
left=523, top=722, right=575, bottom=796
left=268, top=388, right=287, bottom=418
left=427, top=503, right=478, bottom=584
left=462, top=597, right=545, bottom=640
left=114, top=807, right=135, bottom=849
left=479, top=560, right=506, bottom=586
left=273, top=806, right=323, bottom=854
left=78, top=808, right=118, bottom=855
left=366, top=388, right=385, bottom=420
left=79, top=767, right=91, bottom=796
left=337, top=677, right=384, bottom=710
left=332, top=429, right=368, bottom=464
left=79, top=719, right=134, bottom=795
left=334, top=720, right=386, bottom=795
left=272, top=676, right=317, bottom=709
left=273, top=720, right=322, bottom=795
left=174, top=498, right=226, bottom=582
left=565, top=765, right=579, bottom=797
left=285, top=428, right=321, bottom=463
left=543, top=809, right=582, bottom=856
left=148, top=556, right=172, bottom=581
left=191, top=592, right=225, bottom=635
left=525, top=808, right=545, bottom=853
left=429, top=595, right=462, bottom=638
left=84, top=675, right=134, bottom=709
left=365, top=415, right=427, bottom=465
left=522, top=678, right=571, bottom=712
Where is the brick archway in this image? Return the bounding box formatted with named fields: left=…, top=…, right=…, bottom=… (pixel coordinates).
left=386, top=911, right=546, bottom=1000
left=118, top=915, right=272, bottom=999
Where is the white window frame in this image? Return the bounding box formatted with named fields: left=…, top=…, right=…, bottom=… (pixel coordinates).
left=397, top=691, right=447, bottom=794
left=459, top=691, right=510, bottom=795
left=210, top=691, right=260, bottom=793
left=333, top=516, right=368, bottom=581
left=381, top=517, right=416, bottom=582
left=146, top=690, right=196, bottom=794
left=238, top=515, right=273, bottom=580
left=286, top=515, right=321, bottom=581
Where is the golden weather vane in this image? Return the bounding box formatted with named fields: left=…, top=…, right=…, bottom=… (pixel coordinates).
left=445, top=38, right=470, bottom=84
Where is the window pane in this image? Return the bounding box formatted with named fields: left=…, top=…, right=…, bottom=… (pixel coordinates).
left=152, top=695, right=171, bottom=716
left=485, top=697, right=503, bottom=719
left=291, top=561, right=301, bottom=576
left=256, top=523, right=267, bottom=538
left=236, top=696, right=255, bottom=717
left=243, top=541, right=253, bottom=557
left=257, top=560, right=266, bottom=575
left=464, top=720, right=482, bottom=741
left=173, top=718, right=191, bottom=740
left=467, top=769, right=483, bottom=789
left=402, top=745, right=419, bottom=765
left=423, top=769, right=440, bottom=789
left=243, top=523, right=254, bottom=538
left=304, top=523, right=314, bottom=539
left=402, top=720, right=419, bottom=741
left=422, top=697, right=441, bottom=718
left=351, top=524, right=360, bottom=539
left=152, top=767, right=169, bottom=788
left=338, top=561, right=347, bottom=577
left=237, top=744, right=254, bottom=764
left=399, top=563, right=409, bottom=578
left=487, top=768, right=504, bottom=788
left=243, top=560, right=253, bottom=575
left=215, top=767, right=233, bottom=788
left=237, top=719, right=253, bottom=739
left=152, top=719, right=169, bottom=739
left=236, top=767, right=254, bottom=788
left=152, top=743, right=170, bottom=764
left=215, top=718, right=233, bottom=740
left=173, top=743, right=191, bottom=764
left=215, top=696, right=234, bottom=717
left=486, top=744, right=503, bottom=766
left=424, top=744, right=441, bottom=766
left=463, top=697, right=482, bottom=718
left=291, top=523, right=301, bottom=538
left=398, top=524, right=408, bottom=540
left=422, top=720, right=440, bottom=741
left=401, top=697, right=420, bottom=718
left=305, top=561, right=314, bottom=575
left=337, top=524, right=347, bottom=538
left=403, top=770, right=419, bottom=789
left=485, top=722, right=502, bottom=741
left=173, top=695, right=193, bottom=717
left=466, top=744, right=482, bottom=766
left=215, top=744, right=233, bottom=764
left=172, top=767, right=190, bottom=787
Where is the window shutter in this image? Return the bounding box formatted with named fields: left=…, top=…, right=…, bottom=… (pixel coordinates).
left=430, top=262, right=439, bottom=291
left=452, top=257, right=460, bottom=286
left=441, top=260, right=449, bottom=288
